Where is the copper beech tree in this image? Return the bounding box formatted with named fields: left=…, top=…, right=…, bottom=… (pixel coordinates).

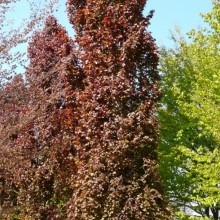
left=0, top=0, right=171, bottom=219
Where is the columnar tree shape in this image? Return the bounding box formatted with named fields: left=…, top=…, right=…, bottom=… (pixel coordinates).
left=66, top=0, right=171, bottom=219
left=159, top=1, right=220, bottom=219
left=14, top=16, right=84, bottom=219
left=0, top=16, right=84, bottom=219
left=0, top=1, right=171, bottom=219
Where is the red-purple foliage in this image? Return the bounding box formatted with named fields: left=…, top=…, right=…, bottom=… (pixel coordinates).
left=27, top=15, right=74, bottom=91
left=65, top=0, right=170, bottom=219
left=0, top=16, right=84, bottom=219
left=0, top=1, right=171, bottom=219
left=28, top=16, right=72, bottom=70
left=0, top=75, right=29, bottom=215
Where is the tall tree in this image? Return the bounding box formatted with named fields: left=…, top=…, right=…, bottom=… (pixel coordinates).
left=0, top=0, right=171, bottom=219
left=66, top=0, right=170, bottom=219
left=159, top=1, right=220, bottom=219
left=0, top=15, right=83, bottom=219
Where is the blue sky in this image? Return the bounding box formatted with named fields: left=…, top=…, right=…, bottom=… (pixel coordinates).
left=7, top=0, right=213, bottom=49
left=144, top=0, right=212, bottom=47
left=53, top=0, right=213, bottom=48
left=3, top=0, right=213, bottom=73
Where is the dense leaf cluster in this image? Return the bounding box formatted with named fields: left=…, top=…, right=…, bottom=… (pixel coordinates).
left=0, top=0, right=171, bottom=219
left=158, top=1, right=220, bottom=219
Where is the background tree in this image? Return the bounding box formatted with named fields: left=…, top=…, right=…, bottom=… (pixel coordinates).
left=158, top=1, right=220, bottom=219
left=0, top=15, right=84, bottom=219
left=0, top=74, right=29, bottom=217
left=0, top=0, right=58, bottom=87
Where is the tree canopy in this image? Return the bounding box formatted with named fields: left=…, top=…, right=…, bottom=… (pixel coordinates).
left=0, top=0, right=171, bottom=219
left=159, top=1, right=220, bottom=219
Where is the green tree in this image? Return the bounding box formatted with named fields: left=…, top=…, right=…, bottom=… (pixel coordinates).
left=159, top=1, right=220, bottom=219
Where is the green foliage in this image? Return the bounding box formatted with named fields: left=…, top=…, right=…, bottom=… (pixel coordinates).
left=159, top=1, right=220, bottom=219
